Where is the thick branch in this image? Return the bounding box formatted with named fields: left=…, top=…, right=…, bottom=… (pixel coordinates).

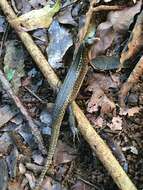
left=0, top=1, right=137, bottom=189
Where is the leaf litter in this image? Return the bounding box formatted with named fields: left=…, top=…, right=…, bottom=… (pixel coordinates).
left=0, top=0, right=143, bottom=190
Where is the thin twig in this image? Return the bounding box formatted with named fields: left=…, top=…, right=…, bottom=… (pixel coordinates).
left=0, top=69, right=47, bottom=155
left=0, top=1, right=137, bottom=189
left=0, top=23, right=9, bottom=57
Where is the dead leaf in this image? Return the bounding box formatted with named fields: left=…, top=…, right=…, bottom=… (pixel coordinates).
left=90, top=1, right=142, bottom=59
left=4, top=40, right=25, bottom=93
left=87, top=115, right=103, bottom=128
left=108, top=1, right=142, bottom=33
left=8, top=180, right=22, bottom=190
left=6, top=147, right=19, bottom=178
left=108, top=116, right=122, bottom=130
left=0, top=105, right=18, bottom=128
left=25, top=173, right=35, bottom=189
left=46, top=20, right=73, bottom=68
left=58, top=6, right=77, bottom=26
left=42, top=177, right=52, bottom=190
left=90, top=21, right=114, bottom=59
left=14, top=0, right=32, bottom=14
left=12, top=0, right=61, bottom=31
left=71, top=180, right=90, bottom=190
left=29, top=0, right=47, bottom=9
left=0, top=159, right=8, bottom=190
left=0, top=133, right=13, bottom=155
left=119, top=106, right=140, bottom=116
left=54, top=140, right=77, bottom=166
left=86, top=73, right=119, bottom=114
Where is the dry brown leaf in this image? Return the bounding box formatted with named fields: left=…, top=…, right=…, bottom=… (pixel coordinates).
left=8, top=180, right=22, bottom=190
left=108, top=0, right=142, bottom=32
left=54, top=140, right=77, bottom=166
left=90, top=1, right=142, bottom=59
left=12, top=0, right=61, bottom=31
left=108, top=116, right=122, bottom=131
left=119, top=106, right=140, bottom=116
left=87, top=115, right=104, bottom=128
left=90, top=21, right=114, bottom=59
left=71, top=180, right=90, bottom=190
left=86, top=73, right=119, bottom=114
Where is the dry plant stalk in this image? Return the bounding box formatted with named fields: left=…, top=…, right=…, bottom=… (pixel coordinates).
left=0, top=1, right=137, bottom=190
left=120, top=56, right=143, bottom=107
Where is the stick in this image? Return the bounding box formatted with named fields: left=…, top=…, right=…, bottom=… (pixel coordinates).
left=0, top=1, right=137, bottom=189
left=0, top=69, right=47, bottom=154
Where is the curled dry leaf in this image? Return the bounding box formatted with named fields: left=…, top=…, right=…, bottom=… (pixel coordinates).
left=12, top=0, right=61, bottom=31
left=87, top=73, right=119, bottom=114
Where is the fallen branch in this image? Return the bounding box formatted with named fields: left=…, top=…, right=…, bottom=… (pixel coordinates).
left=0, top=69, right=47, bottom=154
left=0, top=1, right=137, bottom=190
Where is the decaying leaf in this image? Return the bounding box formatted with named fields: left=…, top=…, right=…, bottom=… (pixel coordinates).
left=25, top=173, right=35, bottom=189
left=90, top=21, right=114, bottom=59
left=108, top=0, right=142, bottom=33
left=6, top=147, right=19, bottom=178
left=58, top=6, right=77, bottom=26
left=29, top=0, right=47, bottom=9
left=71, top=180, right=90, bottom=190
left=46, top=20, right=73, bottom=68
left=0, top=133, right=12, bottom=155
left=108, top=116, right=122, bottom=130
left=8, top=180, right=22, bottom=190
left=87, top=73, right=119, bottom=114
left=90, top=1, right=142, bottom=60
left=54, top=140, right=77, bottom=166
left=4, top=40, right=25, bottom=93
left=119, top=106, right=140, bottom=116
left=0, top=159, right=8, bottom=190
left=91, top=56, right=120, bottom=71
left=0, top=105, right=18, bottom=128
left=12, top=0, right=61, bottom=31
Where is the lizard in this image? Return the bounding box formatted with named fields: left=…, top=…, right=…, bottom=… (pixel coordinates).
left=33, top=28, right=96, bottom=190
